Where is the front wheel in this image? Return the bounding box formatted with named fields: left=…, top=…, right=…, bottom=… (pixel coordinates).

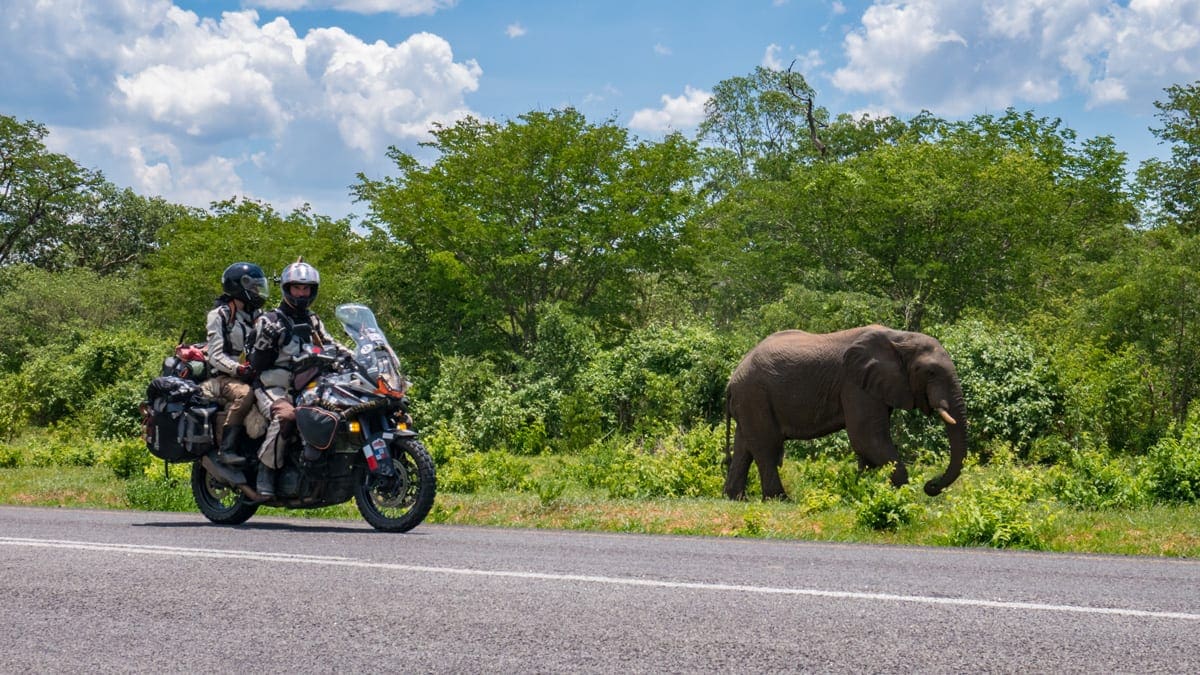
left=192, top=461, right=258, bottom=525
left=354, top=439, right=436, bottom=532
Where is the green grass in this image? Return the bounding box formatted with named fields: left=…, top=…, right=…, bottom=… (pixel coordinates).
left=2, top=462, right=1198, bottom=557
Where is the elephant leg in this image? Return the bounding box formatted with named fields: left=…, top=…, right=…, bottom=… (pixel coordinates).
left=756, top=441, right=788, bottom=500
left=723, top=442, right=753, bottom=501
left=843, top=389, right=908, bottom=487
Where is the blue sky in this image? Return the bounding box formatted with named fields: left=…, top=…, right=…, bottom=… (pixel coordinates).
left=3, top=1, right=1198, bottom=221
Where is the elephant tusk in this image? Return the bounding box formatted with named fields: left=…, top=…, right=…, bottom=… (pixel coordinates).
left=938, top=408, right=957, bottom=425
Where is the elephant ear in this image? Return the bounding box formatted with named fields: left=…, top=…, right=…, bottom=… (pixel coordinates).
left=843, top=329, right=915, bottom=410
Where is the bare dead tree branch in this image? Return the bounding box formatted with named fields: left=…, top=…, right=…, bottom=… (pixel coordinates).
left=784, top=59, right=827, bottom=158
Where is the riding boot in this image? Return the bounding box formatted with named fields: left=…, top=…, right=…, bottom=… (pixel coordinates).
left=256, top=465, right=276, bottom=500
left=216, top=424, right=247, bottom=466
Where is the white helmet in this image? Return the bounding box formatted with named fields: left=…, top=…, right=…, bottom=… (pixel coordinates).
left=280, top=259, right=319, bottom=310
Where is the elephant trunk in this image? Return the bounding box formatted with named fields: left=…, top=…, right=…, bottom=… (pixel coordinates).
left=923, top=395, right=967, bottom=497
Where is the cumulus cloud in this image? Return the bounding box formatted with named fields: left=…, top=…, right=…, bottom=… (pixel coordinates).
left=0, top=0, right=481, bottom=216
left=248, top=0, right=458, bottom=15
left=506, top=22, right=527, bottom=38
left=832, top=0, right=1200, bottom=115
left=628, top=86, right=711, bottom=134
left=654, top=43, right=672, bottom=56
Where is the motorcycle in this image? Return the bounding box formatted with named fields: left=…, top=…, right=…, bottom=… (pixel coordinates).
left=143, top=303, right=436, bottom=532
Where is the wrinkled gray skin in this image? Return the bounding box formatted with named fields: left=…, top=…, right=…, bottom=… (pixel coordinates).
left=723, top=325, right=967, bottom=500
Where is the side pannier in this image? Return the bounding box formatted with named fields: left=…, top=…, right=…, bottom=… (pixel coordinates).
left=140, top=376, right=218, bottom=462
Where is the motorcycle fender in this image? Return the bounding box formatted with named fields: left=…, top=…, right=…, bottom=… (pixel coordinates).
left=384, top=429, right=418, bottom=439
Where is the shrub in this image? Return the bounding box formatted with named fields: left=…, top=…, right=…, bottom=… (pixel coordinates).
left=941, top=460, right=1053, bottom=549
left=854, top=473, right=923, bottom=531
left=1049, top=449, right=1149, bottom=510
left=930, top=319, right=1063, bottom=456
left=423, top=355, right=555, bottom=455
left=85, top=379, right=148, bottom=440
left=101, top=438, right=153, bottom=480
left=1145, top=406, right=1200, bottom=503
left=751, top=284, right=901, bottom=336
left=573, top=425, right=726, bottom=499
left=576, top=323, right=741, bottom=436
left=1049, top=341, right=1167, bottom=454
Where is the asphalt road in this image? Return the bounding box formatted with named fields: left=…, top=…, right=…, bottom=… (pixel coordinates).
left=0, top=505, right=1197, bottom=673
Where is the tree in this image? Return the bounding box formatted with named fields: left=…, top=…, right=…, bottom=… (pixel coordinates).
left=697, top=66, right=828, bottom=183
left=140, top=199, right=364, bottom=338
left=54, top=182, right=194, bottom=274
left=0, top=115, right=100, bottom=266
left=354, top=108, right=699, bottom=356
left=1137, top=81, right=1200, bottom=233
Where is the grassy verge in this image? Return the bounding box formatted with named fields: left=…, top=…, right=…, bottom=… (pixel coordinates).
left=2, top=465, right=1197, bottom=557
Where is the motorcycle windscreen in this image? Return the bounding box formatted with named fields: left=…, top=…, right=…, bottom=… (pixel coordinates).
left=335, top=303, right=405, bottom=390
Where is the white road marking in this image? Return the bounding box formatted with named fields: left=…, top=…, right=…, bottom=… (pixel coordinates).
left=3, top=536, right=1198, bottom=621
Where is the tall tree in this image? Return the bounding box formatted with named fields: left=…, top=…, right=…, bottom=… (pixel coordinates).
left=141, top=199, right=363, bottom=338
left=697, top=66, right=827, bottom=184
left=0, top=115, right=99, bottom=266
left=354, top=108, right=699, bottom=356
left=1137, top=81, right=1200, bottom=233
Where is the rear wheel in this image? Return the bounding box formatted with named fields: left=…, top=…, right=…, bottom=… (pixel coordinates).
left=354, top=439, right=436, bottom=532
left=191, top=461, right=258, bottom=525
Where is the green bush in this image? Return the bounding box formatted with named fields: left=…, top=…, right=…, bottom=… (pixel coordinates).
left=942, top=458, right=1053, bottom=549
left=423, top=355, right=555, bottom=455
left=1049, top=449, right=1149, bottom=510
left=572, top=425, right=726, bottom=499
left=101, top=438, right=153, bottom=480
left=429, top=425, right=534, bottom=494
left=576, top=323, right=740, bottom=436
left=1049, top=341, right=1167, bottom=454
left=24, top=426, right=100, bottom=467
left=854, top=473, right=922, bottom=531
left=1145, top=406, right=1200, bottom=503
left=751, top=284, right=901, bottom=336
left=930, top=319, right=1063, bottom=456
left=11, top=328, right=170, bottom=431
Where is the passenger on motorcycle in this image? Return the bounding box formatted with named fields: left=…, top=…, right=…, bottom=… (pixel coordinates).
left=203, top=262, right=268, bottom=467
left=248, top=259, right=351, bottom=499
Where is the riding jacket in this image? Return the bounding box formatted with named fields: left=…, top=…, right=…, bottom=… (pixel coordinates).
left=205, top=298, right=259, bottom=377
left=249, top=304, right=349, bottom=393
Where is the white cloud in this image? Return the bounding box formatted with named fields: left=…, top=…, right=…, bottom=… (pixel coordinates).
left=654, top=43, right=672, bottom=56
left=764, top=44, right=822, bottom=74
left=248, top=0, right=458, bottom=15
left=628, top=86, right=711, bottom=134
left=506, top=22, right=527, bottom=38
left=0, top=1, right=481, bottom=215
left=763, top=44, right=784, bottom=70
left=832, top=0, right=1200, bottom=115
left=583, top=83, right=621, bottom=104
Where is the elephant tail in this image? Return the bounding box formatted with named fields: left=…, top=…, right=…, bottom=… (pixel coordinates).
left=723, top=387, right=732, bottom=471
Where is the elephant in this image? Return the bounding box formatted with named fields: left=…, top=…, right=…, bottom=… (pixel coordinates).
left=723, top=324, right=967, bottom=500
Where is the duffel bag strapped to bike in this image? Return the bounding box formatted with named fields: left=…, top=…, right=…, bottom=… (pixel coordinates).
left=141, top=375, right=219, bottom=462
left=161, top=343, right=209, bottom=382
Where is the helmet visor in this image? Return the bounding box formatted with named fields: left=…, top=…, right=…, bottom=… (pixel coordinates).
left=242, top=275, right=269, bottom=301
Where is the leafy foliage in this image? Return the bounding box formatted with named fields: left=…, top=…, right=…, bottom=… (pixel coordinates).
left=355, top=109, right=699, bottom=355
left=936, top=319, right=1063, bottom=454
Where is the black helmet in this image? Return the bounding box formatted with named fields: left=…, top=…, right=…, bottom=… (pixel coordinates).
left=221, top=262, right=269, bottom=310
left=280, top=259, right=319, bottom=311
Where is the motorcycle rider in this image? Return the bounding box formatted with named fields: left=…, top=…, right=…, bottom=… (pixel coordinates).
left=202, top=262, right=268, bottom=466
left=249, top=259, right=351, bottom=499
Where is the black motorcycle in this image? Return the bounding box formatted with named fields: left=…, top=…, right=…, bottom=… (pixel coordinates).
left=143, top=304, right=436, bottom=532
